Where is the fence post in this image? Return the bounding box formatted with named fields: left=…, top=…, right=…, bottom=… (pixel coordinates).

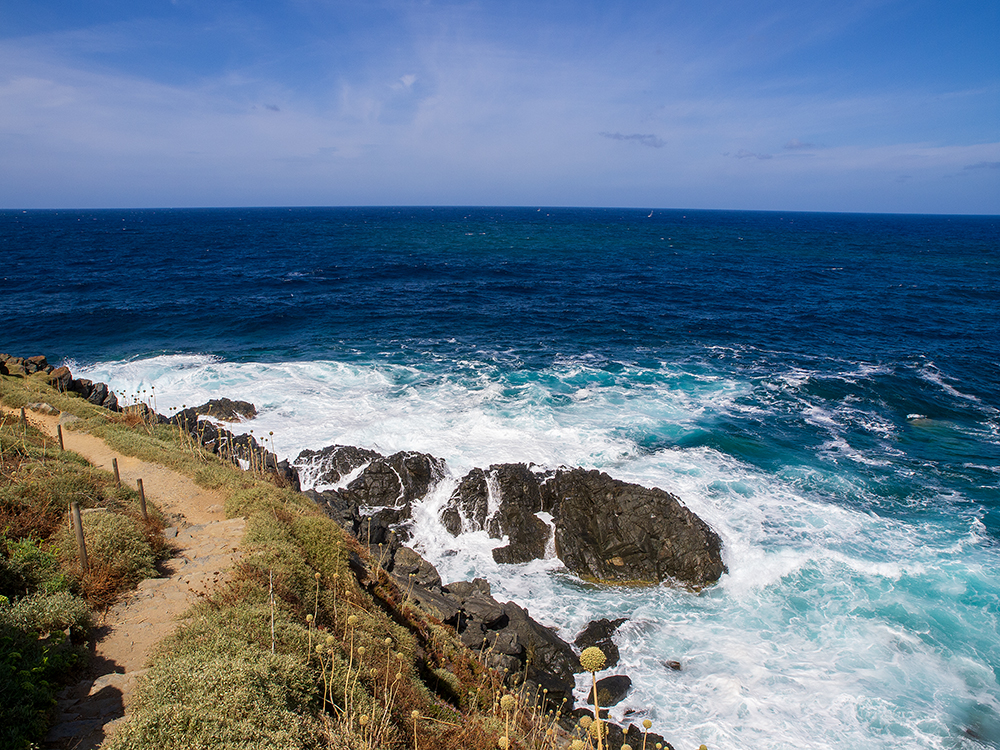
left=57, top=423, right=65, bottom=451
left=71, top=502, right=89, bottom=573
left=137, top=478, right=148, bottom=520
left=112, top=458, right=121, bottom=486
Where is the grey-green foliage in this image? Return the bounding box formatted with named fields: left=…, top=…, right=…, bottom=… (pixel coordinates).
left=107, top=649, right=321, bottom=750
left=0, top=590, right=92, bottom=636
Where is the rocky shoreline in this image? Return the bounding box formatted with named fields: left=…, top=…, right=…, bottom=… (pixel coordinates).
left=5, top=353, right=729, bottom=749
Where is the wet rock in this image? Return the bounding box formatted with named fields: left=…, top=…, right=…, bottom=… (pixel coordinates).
left=663, top=659, right=682, bottom=671
left=574, top=617, right=627, bottom=669
left=392, top=546, right=442, bottom=590
left=294, top=445, right=381, bottom=488
left=47, top=365, right=73, bottom=391
left=588, top=674, right=632, bottom=707
left=442, top=463, right=554, bottom=564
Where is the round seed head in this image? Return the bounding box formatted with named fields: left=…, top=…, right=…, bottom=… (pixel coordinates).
left=588, top=720, right=607, bottom=739
left=315, top=645, right=324, bottom=653
left=326, top=635, right=336, bottom=645
left=385, top=637, right=393, bottom=646
left=348, top=615, right=359, bottom=626
left=315, top=572, right=321, bottom=580
left=497, top=738, right=509, bottom=750
left=395, top=671, right=402, bottom=681
left=623, top=745, right=633, bottom=750
left=306, top=614, right=313, bottom=623
left=580, top=646, right=607, bottom=673
left=357, top=646, right=366, bottom=656
left=579, top=716, right=592, bottom=730
left=500, top=694, right=516, bottom=713
left=571, top=741, right=585, bottom=750
left=359, top=714, right=370, bottom=726
left=699, top=746, right=708, bottom=750
left=643, top=719, right=652, bottom=729
left=411, top=710, right=420, bottom=720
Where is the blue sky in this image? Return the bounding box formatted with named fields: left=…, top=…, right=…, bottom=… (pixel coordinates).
left=1, top=0, right=997, bottom=213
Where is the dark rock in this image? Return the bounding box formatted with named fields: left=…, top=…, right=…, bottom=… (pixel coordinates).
left=563, top=712, right=674, bottom=750
left=663, top=660, right=682, bottom=671
left=192, top=398, right=257, bottom=422
left=392, top=546, right=442, bottom=590
left=574, top=617, right=627, bottom=669
left=294, top=444, right=381, bottom=488
left=623, top=723, right=671, bottom=750
left=84, top=381, right=119, bottom=411
left=442, top=463, right=554, bottom=564
left=587, top=674, right=632, bottom=707
left=500, top=600, right=578, bottom=699
left=545, top=468, right=726, bottom=588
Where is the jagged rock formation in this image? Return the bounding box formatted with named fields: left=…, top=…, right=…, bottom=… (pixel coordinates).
left=575, top=617, right=628, bottom=669
left=442, top=462, right=726, bottom=588
left=0, top=353, right=121, bottom=411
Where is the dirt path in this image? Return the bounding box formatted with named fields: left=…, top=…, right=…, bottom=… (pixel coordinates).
left=7, top=406, right=247, bottom=749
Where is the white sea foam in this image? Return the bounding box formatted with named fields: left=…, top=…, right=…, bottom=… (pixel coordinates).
left=77, top=353, right=1000, bottom=750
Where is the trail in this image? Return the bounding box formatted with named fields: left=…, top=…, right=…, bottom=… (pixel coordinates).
left=8, top=406, right=246, bottom=750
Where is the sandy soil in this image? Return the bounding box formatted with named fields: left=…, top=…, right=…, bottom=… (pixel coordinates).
left=5, top=406, right=247, bottom=749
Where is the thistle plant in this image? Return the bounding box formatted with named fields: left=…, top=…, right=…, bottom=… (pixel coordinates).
left=580, top=645, right=608, bottom=750
left=641, top=718, right=652, bottom=750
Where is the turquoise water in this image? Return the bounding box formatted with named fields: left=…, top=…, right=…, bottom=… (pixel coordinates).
left=2, top=207, right=998, bottom=748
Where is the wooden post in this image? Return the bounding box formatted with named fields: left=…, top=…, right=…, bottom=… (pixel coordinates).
left=20, top=407, right=27, bottom=427
left=71, top=502, right=89, bottom=573
left=57, top=423, right=65, bottom=451
left=137, top=478, right=148, bottom=520
left=112, top=458, right=121, bottom=486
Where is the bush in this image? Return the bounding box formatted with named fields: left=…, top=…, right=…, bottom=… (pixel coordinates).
left=56, top=511, right=157, bottom=587
left=106, top=649, right=321, bottom=750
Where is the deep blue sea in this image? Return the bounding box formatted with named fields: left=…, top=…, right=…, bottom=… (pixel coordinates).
left=2, top=207, right=999, bottom=749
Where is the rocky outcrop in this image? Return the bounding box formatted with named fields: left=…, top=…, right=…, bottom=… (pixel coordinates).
left=0, top=354, right=121, bottom=411
left=302, top=450, right=446, bottom=558
left=442, top=463, right=726, bottom=589
left=547, top=469, right=726, bottom=588
left=442, top=463, right=553, bottom=564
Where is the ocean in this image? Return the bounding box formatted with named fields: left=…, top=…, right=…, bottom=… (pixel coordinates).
left=2, top=206, right=998, bottom=749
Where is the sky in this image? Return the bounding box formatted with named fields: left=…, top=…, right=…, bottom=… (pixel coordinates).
left=1, top=0, right=997, bottom=213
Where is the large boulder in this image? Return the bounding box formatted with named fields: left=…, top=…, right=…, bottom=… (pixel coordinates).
left=545, top=469, right=726, bottom=588
left=294, top=445, right=381, bottom=489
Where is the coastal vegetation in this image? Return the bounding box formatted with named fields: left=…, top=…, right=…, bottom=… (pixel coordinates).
left=0, top=364, right=685, bottom=749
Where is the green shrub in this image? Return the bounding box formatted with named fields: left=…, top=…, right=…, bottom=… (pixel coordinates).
left=0, top=537, right=71, bottom=599
left=56, top=511, right=157, bottom=586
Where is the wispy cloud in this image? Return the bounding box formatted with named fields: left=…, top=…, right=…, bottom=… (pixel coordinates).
left=599, top=132, right=665, bottom=148
left=730, top=149, right=774, bottom=160
left=964, top=161, right=1000, bottom=170
left=784, top=139, right=818, bottom=150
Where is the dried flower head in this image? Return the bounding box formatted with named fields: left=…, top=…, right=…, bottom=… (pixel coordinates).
left=500, top=694, right=516, bottom=713
left=359, top=714, right=370, bottom=727
left=497, top=738, right=509, bottom=750
left=643, top=719, right=652, bottom=729
left=411, top=710, right=420, bottom=720
left=357, top=646, right=366, bottom=657
left=306, top=614, right=313, bottom=623
left=622, top=745, right=633, bottom=750
left=348, top=615, right=359, bottom=626
left=588, top=720, right=607, bottom=739
left=315, top=571, right=321, bottom=580
left=580, top=646, right=607, bottom=673
left=385, top=637, right=393, bottom=646
left=570, top=742, right=585, bottom=750
left=579, top=715, right=593, bottom=730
